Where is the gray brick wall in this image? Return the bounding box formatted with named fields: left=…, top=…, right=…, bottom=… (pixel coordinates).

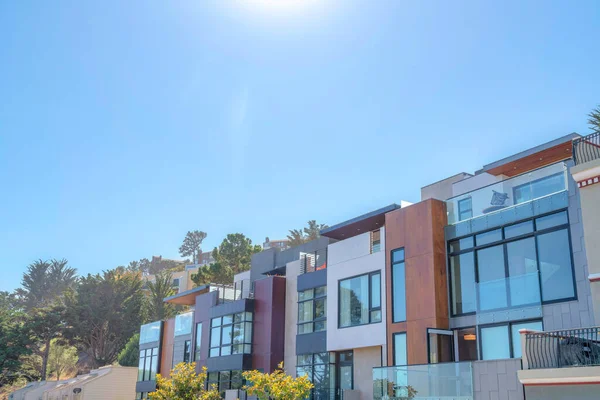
left=473, top=359, right=524, bottom=400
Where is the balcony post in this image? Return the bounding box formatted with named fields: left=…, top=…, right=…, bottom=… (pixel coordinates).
left=519, top=328, right=539, bottom=370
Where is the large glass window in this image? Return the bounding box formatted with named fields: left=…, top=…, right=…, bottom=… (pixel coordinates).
left=480, top=320, right=543, bottom=360
left=393, top=333, right=407, bottom=366
left=298, top=286, right=327, bottom=334
left=194, top=323, right=202, bottom=361
left=207, top=370, right=244, bottom=392
left=339, top=271, right=381, bottom=328
left=391, top=249, right=406, bottom=322
left=139, top=321, right=161, bottom=344
left=455, top=327, right=477, bottom=361
left=296, top=353, right=335, bottom=399
left=448, top=211, right=575, bottom=316
left=513, top=173, right=565, bottom=205
left=137, top=347, right=159, bottom=382
left=174, top=312, right=193, bottom=337
left=209, top=312, right=252, bottom=357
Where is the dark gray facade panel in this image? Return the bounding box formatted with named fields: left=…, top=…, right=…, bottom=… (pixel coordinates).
left=445, top=191, right=569, bottom=240
left=210, top=298, right=254, bottom=318
left=136, top=381, right=157, bottom=393
left=250, top=249, right=277, bottom=282
left=297, top=269, right=327, bottom=292
left=525, top=384, right=600, bottom=400
left=206, top=354, right=252, bottom=372
left=296, top=331, right=327, bottom=355
left=139, top=340, right=160, bottom=351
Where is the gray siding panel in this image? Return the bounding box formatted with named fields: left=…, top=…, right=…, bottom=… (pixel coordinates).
left=210, top=298, right=254, bottom=318
left=473, top=359, right=523, bottom=400
left=296, top=331, right=327, bottom=355
left=297, top=269, right=327, bottom=292
left=206, top=354, right=252, bottom=372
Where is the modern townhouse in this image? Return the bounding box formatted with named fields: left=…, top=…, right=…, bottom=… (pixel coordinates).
left=135, top=133, right=599, bottom=400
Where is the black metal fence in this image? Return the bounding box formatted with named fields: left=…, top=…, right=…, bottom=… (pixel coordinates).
left=525, top=327, right=600, bottom=369
left=573, top=132, right=600, bottom=165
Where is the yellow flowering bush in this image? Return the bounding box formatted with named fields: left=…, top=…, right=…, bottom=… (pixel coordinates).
left=243, top=362, right=314, bottom=400
left=149, top=362, right=221, bottom=400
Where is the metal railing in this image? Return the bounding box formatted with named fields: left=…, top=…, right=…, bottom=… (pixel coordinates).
left=525, top=327, right=600, bottom=369
left=213, top=279, right=254, bottom=305
left=573, top=132, right=600, bottom=165
left=300, top=249, right=327, bottom=274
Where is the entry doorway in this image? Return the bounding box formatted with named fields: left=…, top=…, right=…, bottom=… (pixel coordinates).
left=335, top=350, right=353, bottom=399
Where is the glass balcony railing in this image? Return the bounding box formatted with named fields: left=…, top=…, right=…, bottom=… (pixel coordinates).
left=373, top=362, right=473, bottom=400
left=446, top=162, right=568, bottom=225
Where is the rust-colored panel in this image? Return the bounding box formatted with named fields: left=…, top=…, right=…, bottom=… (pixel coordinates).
left=161, top=318, right=175, bottom=377
left=485, top=141, right=572, bottom=177
left=384, top=199, right=449, bottom=366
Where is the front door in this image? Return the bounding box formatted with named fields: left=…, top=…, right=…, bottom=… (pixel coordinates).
left=428, top=328, right=455, bottom=363
left=336, top=350, right=353, bottom=399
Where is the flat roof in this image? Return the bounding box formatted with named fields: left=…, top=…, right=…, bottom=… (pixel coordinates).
left=320, top=204, right=400, bottom=240
left=163, top=285, right=210, bottom=305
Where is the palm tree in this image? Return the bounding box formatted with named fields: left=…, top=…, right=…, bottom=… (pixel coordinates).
left=589, top=105, right=600, bottom=133
left=145, top=270, right=177, bottom=321
left=287, top=229, right=305, bottom=247
left=303, top=220, right=328, bottom=241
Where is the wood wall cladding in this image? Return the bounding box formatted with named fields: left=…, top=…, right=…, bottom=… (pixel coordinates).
left=485, top=141, right=572, bottom=177
left=385, top=199, right=449, bottom=365
left=160, top=318, right=175, bottom=377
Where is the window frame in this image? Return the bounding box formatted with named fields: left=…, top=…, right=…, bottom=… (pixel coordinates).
left=512, top=172, right=565, bottom=205
left=458, top=197, right=473, bottom=221
left=392, top=332, right=407, bottom=366
left=208, top=312, right=253, bottom=358
left=447, top=209, right=577, bottom=317
left=477, top=319, right=543, bottom=360
left=183, top=340, right=191, bottom=363
left=371, top=229, right=381, bottom=253
left=297, top=286, right=327, bottom=335
left=391, top=248, right=406, bottom=323
left=194, top=323, right=202, bottom=361
left=337, top=270, right=382, bottom=329
left=137, top=347, right=159, bottom=382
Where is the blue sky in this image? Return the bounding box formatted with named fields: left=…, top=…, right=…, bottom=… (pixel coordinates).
left=1, top=1, right=599, bottom=291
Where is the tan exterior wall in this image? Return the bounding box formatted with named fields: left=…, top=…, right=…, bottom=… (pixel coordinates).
left=353, top=346, right=382, bottom=400
left=283, top=260, right=301, bottom=377
left=82, top=367, right=137, bottom=400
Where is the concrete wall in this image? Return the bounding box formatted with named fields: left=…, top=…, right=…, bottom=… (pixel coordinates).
left=473, top=359, right=524, bottom=400
left=326, top=231, right=386, bottom=352
left=284, top=260, right=301, bottom=377
left=353, top=346, right=382, bottom=400
left=525, top=384, right=600, bottom=400
left=82, top=367, right=137, bottom=400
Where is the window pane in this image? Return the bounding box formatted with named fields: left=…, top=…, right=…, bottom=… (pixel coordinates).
left=507, top=238, right=540, bottom=306
left=392, top=248, right=405, bottom=263
left=315, top=286, right=326, bottom=298
left=298, top=322, right=313, bottom=334
left=143, top=351, right=151, bottom=380
left=537, top=229, right=575, bottom=301
left=221, top=325, right=233, bottom=345
left=339, top=275, right=369, bottom=327
left=476, top=229, right=502, bottom=246
left=209, top=348, right=219, bottom=357
left=243, top=344, right=252, bottom=354
left=504, top=221, right=534, bottom=239
left=234, top=313, right=243, bottom=323
left=371, top=273, right=381, bottom=309
left=297, top=354, right=312, bottom=366
left=299, top=289, right=314, bottom=301
left=314, top=320, right=326, bottom=332
left=210, top=327, right=221, bottom=348
left=298, top=301, right=314, bottom=323
left=458, top=198, right=473, bottom=221
left=536, top=211, right=568, bottom=230
left=392, top=261, right=406, bottom=321
left=450, top=253, right=476, bottom=315
left=232, top=323, right=244, bottom=344
left=449, top=237, right=474, bottom=253
left=481, top=325, right=510, bottom=360
left=195, top=323, right=202, bottom=361
left=477, top=245, right=507, bottom=311
left=174, top=312, right=193, bottom=336
left=232, top=344, right=243, bottom=354
left=244, top=322, right=252, bottom=344
left=220, top=345, right=231, bottom=356
left=183, top=341, right=191, bottom=363
left=511, top=321, right=543, bottom=358
left=314, top=298, right=326, bottom=319
left=370, top=309, right=381, bottom=323
left=211, top=317, right=222, bottom=328
left=138, top=353, right=145, bottom=381
left=222, top=315, right=233, bottom=325
left=394, top=333, right=407, bottom=366
left=456, top=328, right=478, bottom=361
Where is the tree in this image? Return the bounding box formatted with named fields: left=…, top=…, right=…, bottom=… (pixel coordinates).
left=27, top=305, right=68, bottom=380
left=191, top=262, right=234, bottom=286
left=0, top=291, right=33, bottom=386
left=64, top=269, right=144, bottom=368
left=117, top=334, right=140, bottom=367
left=243, top=362, right=313, bottom=400
left=144, top=270, right=177, bottom=322
left=589, top=105, right=600, bottom=133
left=16, top=259, right=77, bottom=310
left=287, top=221, right=329, bottom=246
left=212, top=234, right=262, bottom=275
left=47, top=338, right=78, bottom=381
left=179, top=231, right=208, bottom=264
left=149, top=362, right=221, bottom=400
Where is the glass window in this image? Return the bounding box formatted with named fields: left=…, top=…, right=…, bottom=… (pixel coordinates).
left=296, top=353, right=335, bottom=397
left=450, top=252, right=476, bottom=315
left=137, top=347, right=159, bottom=382
left=209, top=313, right=252, bottom=357
left=537, top=229, right=575, bottom=301
left=507, top=238, right=540, bottom=306
left=139, top=321, right=161, bottom=344
left=511, top=321, right=543, bottom=358
left=504, top=221, right=534, bottom=239
left=458, top=198, right=473, bottom=221
left=393, top=333, right=407, bottom=366
left=195, top=323, right=202, bottom=361
left=481, top=325, right=510, bottom=360
left=371, top=229, right=381, bottom=253
left=449, top=237, right=473, bottom=253
left=456, top=328, right=477, bottom=361
left=392, top=248, right=406, bottom=322
left=183, top=340, right=191, bottom=363
left=298, top=286, right=327, bottom=334
left=174, top=312, right=193, bottom=337
left=477, top=245, right=507, bottom=311
left=475, top=229, right=502, bottom=246
left=536, top=211, right=568, bottom=231
left=339, top=272, right=381, bottom=328
left=513, top=173, right=565, bottom=205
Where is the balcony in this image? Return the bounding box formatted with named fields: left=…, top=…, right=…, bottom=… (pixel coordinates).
left=446, top=162, right=568, bottom=225
left=211, top=279, right=254, bottom=305
left=573, top=132, right=600, bottom=166
left=373, top=362, right=474, bottom=400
